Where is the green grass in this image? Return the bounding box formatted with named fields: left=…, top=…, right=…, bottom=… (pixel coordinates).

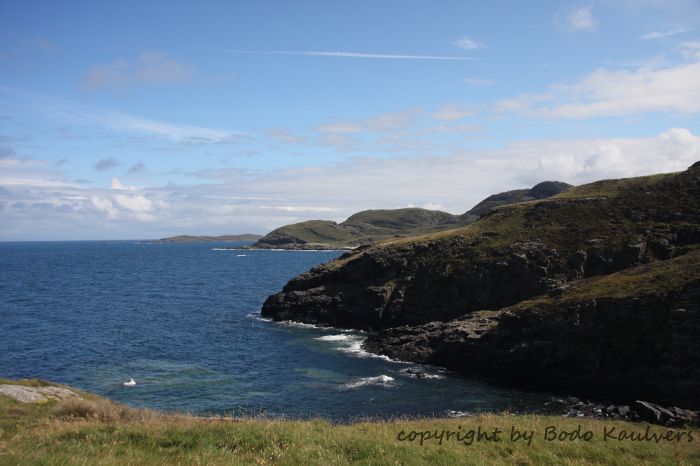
left=1, top=379, right=699, bottom=465
left=254, top=209, right=464, bottom=249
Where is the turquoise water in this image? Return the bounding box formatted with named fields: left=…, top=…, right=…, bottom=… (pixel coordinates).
left=0, top=241, right=548, bottom=419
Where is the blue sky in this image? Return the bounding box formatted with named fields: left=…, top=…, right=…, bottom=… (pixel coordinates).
left=1, top=0, right=700, bottom=240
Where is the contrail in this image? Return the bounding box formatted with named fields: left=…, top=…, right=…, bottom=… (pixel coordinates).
left=226, top=50, right=475, bottom=61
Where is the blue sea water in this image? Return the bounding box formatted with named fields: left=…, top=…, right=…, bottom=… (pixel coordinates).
left=0, top=241, right=549, bottom=419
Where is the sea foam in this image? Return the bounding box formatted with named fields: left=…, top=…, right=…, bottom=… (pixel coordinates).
left=342, top=375, right=395, bottom=390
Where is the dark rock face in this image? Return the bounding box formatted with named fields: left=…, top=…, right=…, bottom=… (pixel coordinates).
left=262, top=238, right=573, bottom=329
left=363, top=270, right=700, bottom=410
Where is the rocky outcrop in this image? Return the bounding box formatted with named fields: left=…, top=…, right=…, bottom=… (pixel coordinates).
left=263, top=238, right=574, bottom=329
left=263, top=166, right=700, bottom=330
left=363, top=251, right=700, bottom=409
left=543, top=397, right=699, bottom=426
left=0, top=384, right=80, bottom=403
left=462, top=181, right=571, bottom=219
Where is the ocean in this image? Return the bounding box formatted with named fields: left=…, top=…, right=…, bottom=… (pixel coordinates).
left=0, top=241, right=548, bottom=419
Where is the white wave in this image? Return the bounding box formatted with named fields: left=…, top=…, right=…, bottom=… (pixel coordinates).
left=315, top=334, right=353, bottom=342
left=245, top=313, right=272, bottom=322
left=211, top=248, right=232, bottom=251
left=236, top=254, right=248, bottom=257
left=276, top=320, right=323, bottom=329
left=311, top=332, right=399, bottom=361
left=342, top=375, right=395, bottom=390
left=336, top=339, right=401, bottom=362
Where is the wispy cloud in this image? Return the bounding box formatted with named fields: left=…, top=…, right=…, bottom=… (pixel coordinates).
left=0, top=86, right=244, bottom=144
left=640, top=27, right=694, bottom=40
left=80, top=51, right=193, bottom=89
left=315, top=109, right=421, bottom=134
left=226, top=50, right=475, bottom=61
left=464, top=77, right=494, bottom=86
left=496, top=56, right=700, bottom=118
left=95, top=110, right=242, bottom=143
left=432, top=105, right=474, bottom=121
left=454, top=37, right=485, bottom=50
left=563, top=6, right=596, bottom=32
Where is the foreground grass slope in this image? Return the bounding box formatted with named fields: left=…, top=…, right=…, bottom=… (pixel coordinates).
left=1, top=378, right=698, bottom=465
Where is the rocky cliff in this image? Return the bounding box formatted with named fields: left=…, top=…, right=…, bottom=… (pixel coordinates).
left=261, top=163, right=700, bottom=408
left=363, top=250, right=700, bottom=408
left=263, top=166, right=699, bottom=329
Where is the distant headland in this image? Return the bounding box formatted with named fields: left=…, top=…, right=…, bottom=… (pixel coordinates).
left=145, top=234, right=263, bottom=244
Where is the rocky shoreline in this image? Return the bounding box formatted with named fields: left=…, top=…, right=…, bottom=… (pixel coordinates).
left=261, top=164, right=700, bottom=417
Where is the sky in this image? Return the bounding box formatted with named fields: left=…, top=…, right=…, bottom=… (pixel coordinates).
left=1, top=0, right=700, bottom=240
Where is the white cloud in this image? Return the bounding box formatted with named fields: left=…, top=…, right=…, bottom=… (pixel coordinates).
left=454, top=37, right=485, bottom=50
left=89, top=196, right=119, bottom=219
left=80, top=51, right=193, bottom=89
left=226, top=50, right=475, bottom=61
left=496, top=57, right=700, bottom=118
left=640, top=27, right=693, bottom=40
left=315, top=109, right=421, bottom=134
left=265, top=129, right=306, bottom=145
left=97, top=110, right=241, bottom=143
left=432, top=105, right=474, bottom=121
left=113, top=193, right=156, bottom=221
left=564, top=6, right=596, bottom=31
left=110, top=177, right=141, bottom=191
left=680, top=41, right=700, bottom=59
left=315, top=122, right=364, bottom=134
left=2, top=128, right=698, bottom=240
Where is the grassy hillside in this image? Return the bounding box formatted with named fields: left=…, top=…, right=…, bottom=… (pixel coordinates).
left=252, top=181, right=570, bottom=249
left=252, top=208, right=463, bottom=249
left=1, top=378, right=698, bottom=465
